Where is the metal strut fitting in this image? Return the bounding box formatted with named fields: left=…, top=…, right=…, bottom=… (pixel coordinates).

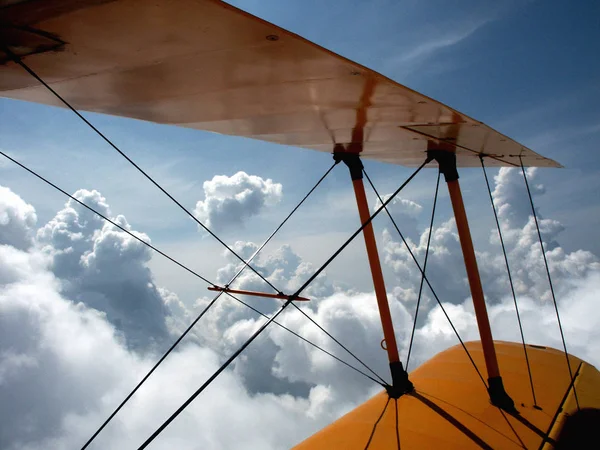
left=333, top=148, right=413, bottom=398
left=428, top=150, right=515, bottom=412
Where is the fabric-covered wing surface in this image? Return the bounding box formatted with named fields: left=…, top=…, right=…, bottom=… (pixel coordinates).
left=0, top=0, right=559, bottom=168
left=294, top=342, right=600, bottom=449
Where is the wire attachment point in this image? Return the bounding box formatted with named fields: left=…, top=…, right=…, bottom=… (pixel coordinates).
left=488, top=376, right=517, bottom=413
left=428, top=150, right=459, bottom=182
left=333, top=148, right=363, bottom=180
left=385, top=361, right=414, bottom=399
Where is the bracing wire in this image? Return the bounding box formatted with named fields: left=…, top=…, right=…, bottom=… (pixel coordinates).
left=0, top=150, right=214, bottom=286
left=497, top=409, right=527, bottom=448
left=219, top=159, right=387, bottom=384
left=285, top=160, right=431, bottom=385
left=138, top=159, right=430, bottom=448
left=270, top=159, right=433, bottom=387
left=406, top=171, right=440, bottom=371
left=232, top=296, right=384, bottom=386
left=227, top=160, right=339, bottom=289
left=0, top=152, right=383, bottom=448
left=84, top=293, right=224, bottom=450
left=0, top=152, right=231, bottom=449
left=290, top=303, right=387, bottom=384
left=293, top=160, right=430, bottom=300
left=480, top=156, right=538, bottom=407
left=362, top=169, right=488, bottom=389
left=206, top=159, right=386, bottom=387
left=6, top=49, right=280, bottom=295
left=519, top=157, right=579, bottom=410
left=137, top=299, right=295, bottom=450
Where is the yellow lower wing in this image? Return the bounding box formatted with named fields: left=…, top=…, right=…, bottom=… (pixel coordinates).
left=294, top=341, right=600, bottom=449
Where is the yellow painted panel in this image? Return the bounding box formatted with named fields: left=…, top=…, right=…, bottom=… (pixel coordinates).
left=294, top=342, right=600, bottom=449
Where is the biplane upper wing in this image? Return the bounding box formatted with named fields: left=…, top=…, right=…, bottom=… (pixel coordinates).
left=0, top=0, right=560, bottom=168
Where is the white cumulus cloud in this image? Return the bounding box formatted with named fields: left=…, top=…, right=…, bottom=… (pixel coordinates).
left=194, top=172, right=282, bottom=231
left=0, top=243, right=324, bottom=449
left=35, top=189, right=181, bottom=352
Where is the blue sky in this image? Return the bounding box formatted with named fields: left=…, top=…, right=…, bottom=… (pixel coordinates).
left=1, top=0, right=599, bottom=302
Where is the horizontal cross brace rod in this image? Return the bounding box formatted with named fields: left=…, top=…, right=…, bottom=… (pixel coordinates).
left=208, top=286, right=310, bottom=302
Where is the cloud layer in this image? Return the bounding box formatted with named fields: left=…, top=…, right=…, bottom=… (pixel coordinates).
left=0, top=185, right=37, bottom=250
left=382, top=168, right=599, bottom=310
left=36, top=190, right=178, bottom=352
left=0, top=245, right=321, bottom=449
left=0, top=165, right=599, bottom=449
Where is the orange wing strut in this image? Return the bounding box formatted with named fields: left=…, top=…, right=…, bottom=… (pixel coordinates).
left=335, top=149, right=413, bottom=397
left=208, top=286, right=310, bottom=302
left=446, top=179, right=500, bottom=377
left=352, top=177, right=400, bottom=365
left=429, top=149, right=515, bottom=412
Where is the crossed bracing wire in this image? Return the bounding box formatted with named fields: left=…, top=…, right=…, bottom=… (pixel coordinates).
left=5, top=48, right=278, bottom=294
left=362, top=169, right=488, bottom=388
left=480, top=156, right=538, bottom=407
left=405, top=172, right=440, bottom=372
left=0, top=151, right=385, bottom=445
left=137, top=159, right=430, bottom=449
left=3, top=51, right=397, bottom=445
left=137, top=297, right=296, bottom=449
left=364, top=163, right=572, bottom=446
left=6, top=47, right=387, bottom=387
